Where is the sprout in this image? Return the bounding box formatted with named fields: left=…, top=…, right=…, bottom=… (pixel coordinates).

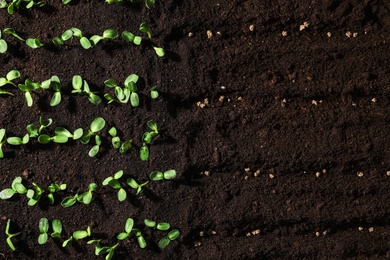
left=0, top=30, right=8, bottom=54
left=3, top=28, right=25, bottom=41
left=77, top=183, right=98, bottom=204
left=104, top=73, right=139, bottom=106
left=140, top=143, right=149, bottom=161
left=55, top=126, right=83, bottom=140
left=117, top=218, right=146, bottom=248
left=153, top=46, right=165, bottom=57
left=46, top=76, right=61, bottom=106
left=71, top=28, right=91, bottom=49
left=102, top=170, right=127, bottom=202
left=71, top=75, right=102, bottom=105
left=150, top=86, right=159, bottom=99
left=108, top=127, right=121, bottom=149
left=0, top=128, right=6, bottom=158
left=88, top=135, right=101, bottom=157
left=90, top=29, right=118, bottom=45
left=80, top=117, right=105, bottom=144
left=26, top=182, right=45, bottom=206
left=104, top=93, right=114, bottom=104
left=73, top=226, right=91, bottom=240
left=120, top=140, right=132, bottom=154
left=38, top=218, right=49, bottom=244
left=38, top=134, right=69, bottom=144
left=7, top=133, right=30, bottom=145
left=0, top=69, right=20, bottom=89
left=51, top=219, right=62, bottom=238
left=62, top=236, right=73, bottom=247
left=126, top=178, right=149, bottom=195
left=158, top=229, right=180, bottom=249
left=105, top=0, right=124, bottom=4
left=150, top=170, right=176, bottom=181
left=96, top=243, right=119, bottom=260
left=144, top=219, right=170, bottom=231
left=5, top=219, right=21, bottom=251
left=18, top=79, right=41, bottom=106
left=0, top=176, right=27, bottom=199
left=121, top=31, right=142, bottom=45
left=145, top=0, right=154, bottom=9
left=61, top=193, right=79, bottom=208
left=62, top=0, right=72, bottom=4
left=139, top=22, right=152, bottom=39
left=47, top=183, right=67, bottom=205
left=39, top=117, right=53, bottom=133
left=25, top=38, right=44, bottom=49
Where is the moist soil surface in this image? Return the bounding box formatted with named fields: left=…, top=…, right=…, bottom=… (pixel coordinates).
left=0, top=0, right=389, bottom=259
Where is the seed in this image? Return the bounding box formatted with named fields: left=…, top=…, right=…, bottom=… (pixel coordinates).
left=346, top=31, right=352, bottom=38
left=327, top=32, right=332, bottom=37
left=358, top=226, right=363, bottom=231
left=207, top=30, right=213, bottom=39
left=368, top=227, right=374, bottom=232
left=249, top=25, right=255, bottom=31
left=269, top=174, right=275, bottom=179
left=357, top=172, right=364, bottom=177
left=282, top=31, right=287, bottom=36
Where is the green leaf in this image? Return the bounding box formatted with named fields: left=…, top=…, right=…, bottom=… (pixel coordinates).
left=167, top=229, right=180, bottom=240
left=25, top=91, right=33, bottom=107
left=147, top=120, right=158, bottom=133
left=125, top=74, right=139, bottom=85
left=108, top=127, right=117, bottom=137
left=90, top=35, right=102, bottom=45
left=38, top=233, right=48, bottom=244
left=52, top=219, right=62, bottom=236
left=80, top=37, right=91, bottom=49
left=39, top=218, right=49, bottom=233
left=150, top=171, right=164, bottom=181
left=0, top=129, right=5, bottom=142
left=130, top=92, right=139, bottom=107
left=112, top=137, right=120, bottom=149
left=157, top=222, right=170, bottom=231
left=61, top=197, right=77, bottom=208
left=164, top=170, right=177, bottom=180
left=88, top=145, right=100, bottom=157
left=158, top=237, right=170, bottom=249
left=144, top=219, right=156, bottom=228
left=22, top=133, right=30, bottom=144
left=0, top=188, right=15, bottom=199
left=73, top=128, right=83, bottom=140
left=119, top=140, right=132, bottom=154
left=150, top=86, right=159, bottom=99
left=0, top=39, right=6, bottom=53
left=0, top=0, right=7, bottom=9
left=14, top=183, right=27, bottom=194
left=116, top=232, right=128, bottom=240
left=140, top=144, right=149, bottom=161
left=52, top=37, right=64, bottom=45
left=50, top=92, right=61, bottom=106
left=82, top=192, right=92, bottom=204
left=52, top=135, right=68, bottom=143
left=139, top=22, right=152, bottom=38
left=71, top=28, right=82, bottom=38
left=114, top=170, right=123, bottom=179
left=26, top=38, right=44, bottom=49
left=38, top=134, right=51, bottom=144
left=73, top=230, right=89, bottom=240
left=138, top=236, right=147, bottom=248
left=72, top=75, right=83, bottom=90
left=108, top=179, right=121, bottom=189
left=88, top=93, right=102, bottom=105
left=7, top=137, right=23, bottom=145
left=133, top=36, right=142, bottom=45
left=145, top=0, right=154, bottom=9
left=62, top=29, right=74, bottom=41
left=124, top=218, right=134, bottom=233
left=126, top=178, right=139, bottom=189
left=55, top=127, right=72, bottom=138
left=103, top=29, right=118, bottom=39
left=154, top=46, right=165, bottom=57
left=121, top=31, right=135, bottom=42
left=27, top=124, right=38, bottom=137
left=90, top=117, right=105, bottom=133
left=62, top=236, right=73, bottom=247
left=6, top=70, right=20, bottom=81
left=117, top=188, right=126, bottom=201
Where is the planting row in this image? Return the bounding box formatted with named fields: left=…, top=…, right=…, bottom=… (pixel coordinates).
left=0, top=70, right=159, bottom=107
left=0, top=0, right=155, bottom=14
left=0, top=117, right=159, bottom=159
left=0, top=25, right=165, bottom=56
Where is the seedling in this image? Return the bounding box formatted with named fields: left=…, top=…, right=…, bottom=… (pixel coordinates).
left=139, top=22, right=152, bottom=39
left=25, top=38, right=44, bottom=49
left=0, top=70, right=21, bottom=95
left=153, top=46, right=165, bottom=57
left=0, top=176, right=27, bottom=199
left=62, top=0, right=72, bottom=4
left=104, top=93, right=114, bottom=104
left=51, top=219, right=62, bottom=238
left=108, top=127, right=121, bottom=149
left=26, top=182, right=45, bottom=206
left=150, top=169, right=177, bottom=181
left=3, top=28, right=24, bottom=41
left=38, top=134, right=69, bottom=144
left=62, top=236, right=73, bottom=247
left=55, top=126, right=83, bottom=140
left=41, top=76, right=61, bottom=106
left=26, top=117, right=52, bottom=138
left=140, top=143, right=149, bottom=161
left=158, top=229, right=180, bottom=249
left=72, top=28, right=91, bottom=49
left=126, top=178, right=148, bottom=195
left=144, top=219, right=170, bottom=231
left=7, top=133, right=29, bottom=145
left=73, top=226, right=91, bottom=240
left=120, top=140, right=132, bottom=154
left=5, top=219, right=21, bottom=251
left=142, top=120, right=158, bottom=144
left=38, top=218, right=49, bottom=244
left=47, top=183, right=67, bottom=205
left=80, top=117, right=106, bottom=144
left=72, top=75, right=102, bottom=105
left=104, top=74, right=139, bottom=106
left=117, top=218, right=146, bottom=248
left=96, top=243, right=119, bottom=260
left=0, top=128, right=6, bottom=158
left=53, top=28, right=91, bottom=49
left=121, top=31, right=142, bottom=45
left=90, top=29, right=118, bottom=45
left=61, top=192, right=79, bottom=208
left=18, top=78, right=41, bottom=106
left=0, top=30, right=7, bottom=54
left=102, top=170, right=127, bottom=201
left=145, top=0, right=154, bottom=9
left=150, top=86, right=159, bottom=99
left=38, top=117, right=52, bottom=133
left=4, top=0, right=44, bottom=14
left=88, top=135, right=101, bottom=157
left=105, top=0, right=124, bottom=4
left=77, top=183, right=98, bottom=204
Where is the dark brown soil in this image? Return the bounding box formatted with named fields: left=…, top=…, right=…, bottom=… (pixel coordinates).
left=0, top=0, right=389, bottom=259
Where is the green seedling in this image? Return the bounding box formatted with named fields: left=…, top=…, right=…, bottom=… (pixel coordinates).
left=3, top=28, right=24, bottom=41
left=0, top=30, right=8, bottom=54
left=158, top=229, right=180, bottom=249
left=47, top=183, right=67, bottom=205
left=145, top=0, right=154, bottom=9
left=105, top=0, right=124, bottom=4
left=41, top=76, right=61, bottom=106
left=5, top=0, right=45, bottom=14
left=53, top=28, right=91, bottom=49
left=150, top=169, right=177, bottom=181
left=144, top=219, right=170, bottom=231
left=26, top=117, right=52, bottom=138
left=25, top=38, right=44, bottom=49
left=150, top=86, right=159, bottom=99
left=142, top=120, right=159, bottom=144
left=81, top=117, right=105, bottom=144
left=90, top=29, right=118, bottom=45
left=88, top=135, right=101, bottom=157
left=73, top=226, right=91, bottom=240
left=77, top=183, right=98, bottom=204
left=153, top=46, right=165, bottom=57
left=0, top=70, right=20, bottom=94
left=26, top=182, right=45, bottom=206
left=72, top=75, right=102, bottom=105
left=103, top=93, right=114, bottom=104
left=120, top=140, right=132, bottom=154
left=96, top=243, right=119, bottom=260
left=18, top=79, right=41, bottom=106
left=0, top=128, right=6, bottom=158
left=102, top=170, right=127, bottom=202
left=5, top=219, right=21, bottom=251
left=104, top=74, right=139, bottom=106
left=38, top=134, right=69, bottom=144
left=55, top=126, right=83, bottom=140
left=108, top=127, right=121, bottom=149
left=0, top=0, right=6, bottom=9
left=61, top=192, right=79, bottom=208
left=25, top=0, right=45, bottom=9
left=38, top=218, right=49, bottom=244
left=117, top=218, right=146, bottom=248
left=140, top=143, right=149, bottom=161
left=51, top=219, right=62, bottom=238
left=126, top=178, right=149, bottom=195
left=62, top=236, right=73, bottom=247
left=72, top=28, right=91, bottom=49
left=62, top=0, right=72, bottom=4
left=121, top=31, right=142, bottom=45
left=139, top=22, right=152, bottom=39
left=7, top=133, right=29, bottom=145
left=0, top=176, right=27, bottom=199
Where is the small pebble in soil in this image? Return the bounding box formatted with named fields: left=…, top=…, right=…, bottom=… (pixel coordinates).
left=211, top=231, right=217, bottom=235
left=219, top=96, right=225, bottom=102
left=353, top=32, right=358, bottom=38
left=346, top=31, right=352, bottom=38
left=387, top=171, right=390, bottom=176
left=368, top=227, right=374, bottom=232
left=269, top=174, right=275, bottom=179
left=249, top=24, right=255, bottom=31
left=199, top=231, right=205, bottom=237
left=244, top=168, right=251, bottom=172
left=194, top=241, right=202, bottom=247
left=315, top=232, right=320, bottom=237
left=358, top=226, right=364, bottom=231
left=327, top=32, right=332, bottom=37
left=207, top=30, right=213, bottom=39
left=316, top=172, right=321, bottom=177
left=312, top=100, right=318, bottom=106
left=221, top=86, right=226, bottom=90
left=299, top=22, right=309, bottom=31
left=357, top=171, right=364, bottom=177
left=282, top=31, right=287, bottom=37
left=371, top=98, right=377, bottom=103
left=188, top=32, right=193, bottom=37
left=254, top=170, right=261, bottom=177
left=322, top=230, right=328, bottom=235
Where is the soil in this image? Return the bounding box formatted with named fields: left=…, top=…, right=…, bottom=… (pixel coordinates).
left=0, top=0, right=389, bottom=259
